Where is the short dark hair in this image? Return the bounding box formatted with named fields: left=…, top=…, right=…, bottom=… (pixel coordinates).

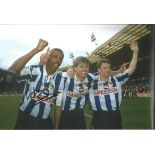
left=96, top=58, right=111, bottom=69
left=73, top=56, right=91, bottom=67
left=53, top=48, right=64, bottom=57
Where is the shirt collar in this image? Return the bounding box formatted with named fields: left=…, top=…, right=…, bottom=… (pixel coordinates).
left=95, top=75, right=111, bottom=83
left=74, top=75, right=88, bottom=84
left=43, top=65, right=58, bottom=78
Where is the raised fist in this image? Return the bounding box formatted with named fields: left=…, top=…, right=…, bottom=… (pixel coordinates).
left=35, top=39, right=48, bottom=52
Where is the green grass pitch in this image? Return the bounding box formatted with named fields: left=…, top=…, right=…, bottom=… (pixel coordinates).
left=0, top=96, right=152, bottom=129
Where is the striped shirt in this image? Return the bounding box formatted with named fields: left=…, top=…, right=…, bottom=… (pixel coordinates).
left=89, top=70, right=130, bottom=111
left=19, top=65, right=64, bottom=119
left=60, top=73, right=94, bottom=111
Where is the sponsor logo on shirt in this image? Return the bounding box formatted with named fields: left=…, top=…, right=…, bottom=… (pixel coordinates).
left=94, top=87, right=118, bottom=95
left=66, top=83, right=88, bottom=98
left=67, top=91, right=87, bottom=98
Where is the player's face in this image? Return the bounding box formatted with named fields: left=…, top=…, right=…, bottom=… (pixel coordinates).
left=74, top=62, right=89, bottom=80
left=47, top=50, right=64, bottom=72
left=98, top=63, right=111, bottom=79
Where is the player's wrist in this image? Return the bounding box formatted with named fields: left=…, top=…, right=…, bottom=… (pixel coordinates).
left=32, top=48, right=40, bottom=54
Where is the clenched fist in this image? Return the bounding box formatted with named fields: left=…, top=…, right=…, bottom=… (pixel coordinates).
left=35, top=39, right=48, bottom=53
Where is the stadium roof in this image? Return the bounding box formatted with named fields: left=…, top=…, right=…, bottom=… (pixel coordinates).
left=88, top=24, right=152, bottom=63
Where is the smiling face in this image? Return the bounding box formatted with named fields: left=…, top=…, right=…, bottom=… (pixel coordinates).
left=98, top=63, right=111, bottom=79
left=73, top=56, right=90, bottom=81
left=74, top=62, right=89, bottom=81
left=97, top=59, right=112, bottom=80
left=46, top=49, right=64, bottom=74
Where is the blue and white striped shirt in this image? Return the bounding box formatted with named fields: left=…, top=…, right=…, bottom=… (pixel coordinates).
left=19, top=65, right=64, bottom=119
left=89, top=70, right=130, bottom=111
left=60, top=73, right=94, bottom=111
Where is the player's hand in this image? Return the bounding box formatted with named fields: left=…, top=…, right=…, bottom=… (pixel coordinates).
left=35, top=39, right=48, bottom=53
left=39, top=47, right=52, bottom=65
left=130, top=40, right=139, bottom=53
left=119, top=62, right=128, bottom=73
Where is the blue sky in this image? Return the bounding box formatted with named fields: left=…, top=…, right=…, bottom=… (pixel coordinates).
left=0, top=24, right=126, bottom=69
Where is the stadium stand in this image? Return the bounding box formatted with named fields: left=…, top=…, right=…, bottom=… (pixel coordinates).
left=0, top=68, right=24, bottom=96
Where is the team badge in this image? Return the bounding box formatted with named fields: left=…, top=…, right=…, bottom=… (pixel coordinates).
left=49, top=81, right=55, bottom=94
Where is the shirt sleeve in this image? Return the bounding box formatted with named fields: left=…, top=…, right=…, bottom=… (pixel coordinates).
left=19, top=65, right=39, bottom=82
left=16, top=66, right=33, bottom=83
left=115, top=69, right=130, bottom=86
left=20, top=66, right=33, bottom=76
left=88, top=73, right=95, bottom=79
left=55, top=76, right=64, bottom=106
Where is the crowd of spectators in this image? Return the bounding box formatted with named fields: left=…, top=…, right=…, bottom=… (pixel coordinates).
left=122, top=77, right=153, bottom=98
